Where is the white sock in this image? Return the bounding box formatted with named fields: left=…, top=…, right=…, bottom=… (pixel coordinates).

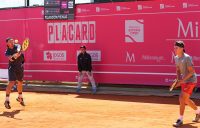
left=195, top=109, right=200, bottom=114
left=179, top=115, right=183, bottom=121
left=6, top=96, right=9, bottom=101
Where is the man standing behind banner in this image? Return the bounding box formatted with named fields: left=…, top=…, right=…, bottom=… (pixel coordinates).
left=4, top=37, right=25, bottom=109
left=76, top=46, right=97, bottom=94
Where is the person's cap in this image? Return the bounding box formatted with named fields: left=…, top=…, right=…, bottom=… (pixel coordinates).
left=80, top=45, right=86, bottom=49
left=175, top=40, right=185, bottom=52
left=6, top=37, right=13, bottom=43
left=175, top=40, right=184, bottom=48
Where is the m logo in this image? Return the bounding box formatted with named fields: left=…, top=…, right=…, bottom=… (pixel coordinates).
left=177, top=18, right=199, bottom=38
left=125, top=20, right=144, bottom=43
left=126, top=52, right=135, bottom=63
left=171, top=51, right=175, bottom=63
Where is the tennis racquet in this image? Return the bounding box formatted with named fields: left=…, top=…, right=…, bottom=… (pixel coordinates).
left=169, top=79, right=179, bottom=92
left=21, top=38, right=30, bottom=52
left=12, top=38, right=30, bottom=59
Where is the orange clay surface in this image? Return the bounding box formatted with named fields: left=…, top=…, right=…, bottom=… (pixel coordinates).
left=0, top=91, right=200, bottom=128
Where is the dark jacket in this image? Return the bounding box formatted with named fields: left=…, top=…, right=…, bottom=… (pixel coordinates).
left=78, top=52, right=92, bottom=72
left=5, top=44, right=24, bottom=68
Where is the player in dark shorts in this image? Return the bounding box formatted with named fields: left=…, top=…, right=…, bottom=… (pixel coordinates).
left=173, top=41, right=200, bottom=127
left=4, top=37, right=25, bottom=109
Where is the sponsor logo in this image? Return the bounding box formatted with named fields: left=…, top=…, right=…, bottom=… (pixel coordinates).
left=116, top=6, right=121, bottom=11
left=142, top=55, right=164, bottom=62
left=172, top=52, right=200, bottom=63
left=116, top=6, right=130, bottom=11
left=96, top=7, right=110, bottom=13
left=125, top=20, right=144, bottom=43
left=77, top=50, right=101, bottom=61
left=77, top=8, right=90, bottom=13
left=88, top=51, right=101, bottom=61
left=160, top=4, right=165, bottom=9
left=177, top=18, right=199, bottom=39
left=126, top=52, right=135, bottom=63
left=137, top=5, right=152, bottom=11
left=77, top=8, right=81, bottom=13
left=44, top=51, right=66, bottom=61
left=160, top=4, right=175, bottom=9
left=183, top=3, right=188, bottom=8
left=137, top=5, right=143, bottom=10
left=165, top=78, right=175, bottom=83
left=47, top=21, right=96, bottom=43
left=183, top=2, right=199, bottom=8
left=96, top=7, right=100, bottom=12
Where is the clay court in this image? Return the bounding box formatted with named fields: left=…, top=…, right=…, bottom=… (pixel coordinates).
left=0, top=91, right=199, bottom=128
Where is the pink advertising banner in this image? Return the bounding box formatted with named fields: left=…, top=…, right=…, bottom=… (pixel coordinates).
left=0, top=0, right=200, bottom=86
